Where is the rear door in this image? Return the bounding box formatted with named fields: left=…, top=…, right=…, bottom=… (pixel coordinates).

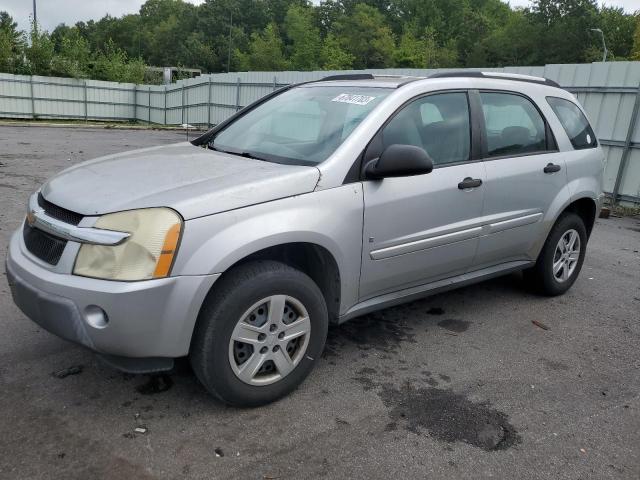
left=471, top=90, right=568, bottom=270
left=359, top=91, right=486, bottom=300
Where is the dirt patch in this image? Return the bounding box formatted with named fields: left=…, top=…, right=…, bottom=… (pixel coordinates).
left=540, top=358, right=570, bottom=371
left=437, top=319, right=471, bottom=333
left=379, top=383, right=520, bottom=451
left=136, top=374, right=174, bottom=395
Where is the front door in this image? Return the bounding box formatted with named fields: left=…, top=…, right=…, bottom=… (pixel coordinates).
left=359, top=91, right=486, bottom=300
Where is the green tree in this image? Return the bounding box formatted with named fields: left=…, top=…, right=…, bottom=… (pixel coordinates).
left=474, top=10, right=542, bottom=66
left=51, top=28, right=91, bottom=78
left=321, top=33, right=354, bottom=69
left=91, top=39, right=145, bottom=83
left=25, top=21, right=55, bottom=75
left=394, top=29, right=427, bottom=67
left=335, top=3, right=395, bottom=69
left=597, top=7, right=637, bottom=60
left=633, top=17, right=640, bottom=60
left=237, top=23, right=290, bottom=70
left=530, top=0, right=600, bottom=64
left=284, top=5, right=321, bottom=70
left=0, top=12, right=25, bottom=73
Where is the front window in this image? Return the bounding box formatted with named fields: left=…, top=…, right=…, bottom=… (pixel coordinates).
left=210, top=86, right=390, bottom=165
left=378, top=92, right=471, bottom=166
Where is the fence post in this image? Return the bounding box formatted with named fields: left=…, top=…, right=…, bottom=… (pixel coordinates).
left=133, top=85, right=138, bottom=122
left=83, top=80, right=88, bottom=122
left=207, top=77, right=212, bottom=128
left=611, top=80, right=640, bottom=205
left=273, top=76, right=277, bottom=92
left=235, top=77, right=241, bottom=112
left=181, top=84, right=185, bottom=125
left=29, top=75, right=36, bottom=119
left=148, top=86, right=151, bottom=124
left=163, top=86, right=167, bottom=126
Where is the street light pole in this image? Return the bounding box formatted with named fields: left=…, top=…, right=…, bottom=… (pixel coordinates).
left=590, top=28, right=607, bottom=62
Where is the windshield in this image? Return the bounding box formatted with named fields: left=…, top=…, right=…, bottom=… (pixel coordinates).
left=210, top=86, right=390, bottom=165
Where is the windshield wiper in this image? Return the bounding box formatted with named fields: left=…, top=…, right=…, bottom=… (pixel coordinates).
left=209, top=144, right=268, bottom=162
left=238, top=151, right=269, bottom=162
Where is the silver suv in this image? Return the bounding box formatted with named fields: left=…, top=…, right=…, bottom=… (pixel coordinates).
left=6, top=72, right=605, bottom=406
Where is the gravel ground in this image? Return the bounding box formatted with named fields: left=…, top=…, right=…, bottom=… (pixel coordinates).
left=1, top=125, right=639, bottom=480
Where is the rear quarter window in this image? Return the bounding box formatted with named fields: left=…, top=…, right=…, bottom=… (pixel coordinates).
left=547, top=97, right=597, bottom=149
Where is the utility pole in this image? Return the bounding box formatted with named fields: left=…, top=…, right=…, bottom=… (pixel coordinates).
left=32, top=0, right=37, bottom=30
left=227, top=11, right=233, bottom=73
left=590, top=28, right=608, bottom=62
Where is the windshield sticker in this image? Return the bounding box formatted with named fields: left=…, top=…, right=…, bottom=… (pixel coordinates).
left=331, top=93, right=376, bottom=105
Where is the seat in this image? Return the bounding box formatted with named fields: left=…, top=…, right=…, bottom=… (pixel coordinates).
left=500, top=126, right=531, bottom=150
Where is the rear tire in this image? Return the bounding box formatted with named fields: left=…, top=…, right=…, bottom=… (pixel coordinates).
left=524, top=212, right=587, bottom=296
left=190, top=260, right=328, bottom=407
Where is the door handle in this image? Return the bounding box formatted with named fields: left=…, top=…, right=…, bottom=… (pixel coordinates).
left=458, top=177, right=482, bottom=189
left=543, top=163, right=561, bottom=174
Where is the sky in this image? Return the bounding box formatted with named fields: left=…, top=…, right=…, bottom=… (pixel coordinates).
left=2, top=0, right=638, bottom=34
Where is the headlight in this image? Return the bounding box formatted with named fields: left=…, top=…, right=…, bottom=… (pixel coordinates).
left=74, top=208, right=183, bottom=281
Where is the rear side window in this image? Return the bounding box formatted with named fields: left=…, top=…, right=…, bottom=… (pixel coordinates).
left=547, top=97, right=597, bottom=149
left=479, top=92, right=547, bottom=157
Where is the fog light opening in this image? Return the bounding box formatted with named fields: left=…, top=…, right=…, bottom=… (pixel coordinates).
left=85, top=305, right=109, bottom=329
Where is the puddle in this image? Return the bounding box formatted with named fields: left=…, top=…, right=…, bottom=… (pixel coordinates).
left=379, top=383, right=520, bottom=451
left=437, top=319, right=471, bottom=333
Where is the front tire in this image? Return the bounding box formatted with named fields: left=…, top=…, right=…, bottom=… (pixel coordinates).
left=524, top=212, right=587, bottom=296
left=190, top=260, right=328, bottom=407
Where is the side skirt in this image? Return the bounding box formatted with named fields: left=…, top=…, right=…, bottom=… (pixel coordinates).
left=338, top=260, right=533, bottom=323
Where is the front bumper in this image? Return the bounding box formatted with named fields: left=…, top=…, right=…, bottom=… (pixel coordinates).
left=6, top=229, right=219, bottom=363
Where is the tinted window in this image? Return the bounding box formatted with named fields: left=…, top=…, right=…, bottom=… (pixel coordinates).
left=547, top=96, right=597, bottom=149
left=480, top=92, right=547, bottom=157
left=380, top=92, right=470, bottom=166
left=212, top=86, right=389, bottom=165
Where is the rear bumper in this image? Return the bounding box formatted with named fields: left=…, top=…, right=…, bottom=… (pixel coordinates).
left=6, top=229, right=219, bottom=362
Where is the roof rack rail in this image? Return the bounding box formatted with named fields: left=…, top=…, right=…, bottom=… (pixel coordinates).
left=428, top=71, right=561, bottom=88
left=320, top=74, right=375, bottom=81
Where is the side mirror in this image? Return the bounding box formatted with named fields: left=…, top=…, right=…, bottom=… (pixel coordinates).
left=363, top=144, right=434, bottom=180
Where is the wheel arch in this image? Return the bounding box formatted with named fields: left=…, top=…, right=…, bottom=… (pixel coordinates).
left=562, top=196, right=597, bottom=238
left=197, top=242, right=342, bottom=325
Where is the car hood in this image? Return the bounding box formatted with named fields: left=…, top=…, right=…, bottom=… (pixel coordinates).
left=41, top=142, right=320, bottom=220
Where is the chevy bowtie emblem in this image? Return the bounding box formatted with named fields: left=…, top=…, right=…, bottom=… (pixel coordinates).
left=26, top=211, right=36, bottom=226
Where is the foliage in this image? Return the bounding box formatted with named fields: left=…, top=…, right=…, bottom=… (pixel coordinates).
left=321, top=33, right=354, bottom=69
left=284, top=5, right=322, bottom=70
left=237, top=23, right=290, bottom=71
left=0, top=12, right=25, bottom=73
left=335, top=4, right=395, bottom=69
left=91, top=40, right=146, bottom=83
left=0, top=0, right=639, bottom=82
left=51, top=28, right=91, bottom=78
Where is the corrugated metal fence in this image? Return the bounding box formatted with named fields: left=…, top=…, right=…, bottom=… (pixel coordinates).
left=1, top=62, right=639, bottom=204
